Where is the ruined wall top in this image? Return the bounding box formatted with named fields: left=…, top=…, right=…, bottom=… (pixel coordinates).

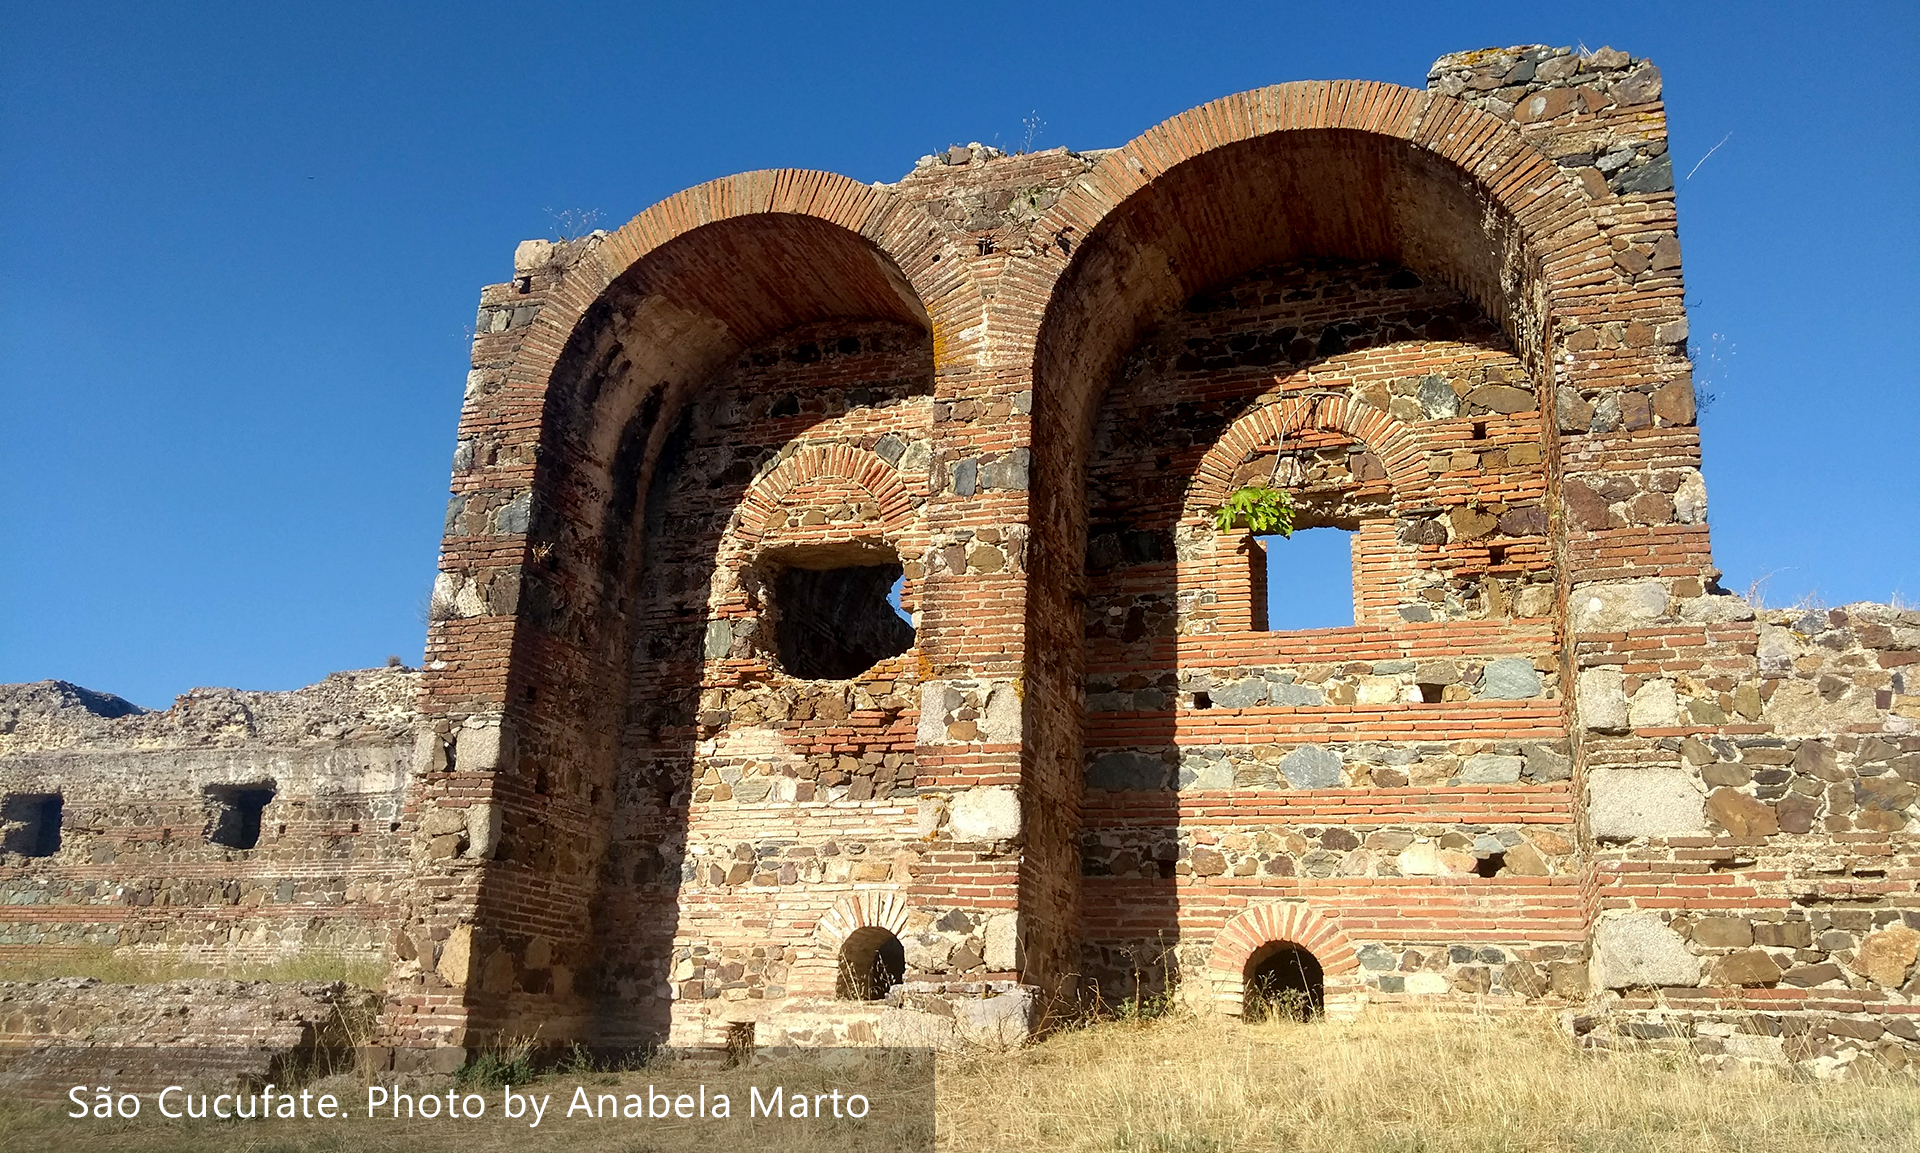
left=0, top=668, right=419, bottom=757
left=1429, top=44, right=1671, bottom=197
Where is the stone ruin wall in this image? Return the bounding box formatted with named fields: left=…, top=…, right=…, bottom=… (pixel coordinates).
left=0, top=977, right=367, bottom=1099
left=1, top=44, right=1915, bottom=1076
left=0, top=671, right=415, bottom=973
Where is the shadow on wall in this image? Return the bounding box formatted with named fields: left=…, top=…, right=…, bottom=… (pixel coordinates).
left=586, top=321, right=934, bottom=1046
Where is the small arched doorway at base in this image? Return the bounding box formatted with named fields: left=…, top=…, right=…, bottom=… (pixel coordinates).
left=837, top=926, right=906, bottom=1001
left=1243, top=941, right=1325, bottom=1021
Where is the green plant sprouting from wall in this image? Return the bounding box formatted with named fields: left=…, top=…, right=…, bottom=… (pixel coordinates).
left=1211, top=485, right=1296, bottom=537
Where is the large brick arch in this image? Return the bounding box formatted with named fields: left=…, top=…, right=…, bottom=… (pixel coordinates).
left=1012, top=80, right=1607, bottom=386
left=524, top=169, right=986, bottom=408
left=403, top=170, right=983, bottom=1051
left=1011, top=78, right=1610, bottom=501
left=1006, top=81, right=1608, bottom=1019
left=422, top=169, right=983, bottom=724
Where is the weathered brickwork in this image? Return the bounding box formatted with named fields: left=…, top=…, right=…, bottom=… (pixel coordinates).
left=1072, top=256, right=1578, bottom=1003
left=3, top=43, right=1914, bottom=1075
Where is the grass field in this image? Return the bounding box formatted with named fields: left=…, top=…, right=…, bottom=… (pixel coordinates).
left=938, top=1009, right=1920, bottom=1152
left=1, top=947, right=389, bottom=989
left=3, top=1009, right=1915, bottom=1153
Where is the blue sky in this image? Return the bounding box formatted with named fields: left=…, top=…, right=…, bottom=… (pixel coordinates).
left=3, top=2, right=1915, bottom=709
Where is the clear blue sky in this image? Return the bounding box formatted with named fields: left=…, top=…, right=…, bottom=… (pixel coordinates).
left=4, top=2, right=1915, bottom=709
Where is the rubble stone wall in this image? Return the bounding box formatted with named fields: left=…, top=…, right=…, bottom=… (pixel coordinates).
left=1582, top=604, right=1919, bottom=1073
left=0, top=978, right=369, bottom=1099
left=0, top=672, right=415, bottom=972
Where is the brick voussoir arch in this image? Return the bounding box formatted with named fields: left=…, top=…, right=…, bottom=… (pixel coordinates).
left=1211, top=905, right=1356, bottom=972
left=791, top=890, right=917, bottom=998
left=1001, top=79, right=1607, bottom=358
left=734, top=444, right=920, bottom=548
left=423, top=169, right=983, bottom=704
left=814, top=890, right=913, bottom=953
left=1186, top=396, right=1428, bottom=518
left=1208, top=904, right=1357, bottom=1014
left=506, top=167, right=986, bottom=410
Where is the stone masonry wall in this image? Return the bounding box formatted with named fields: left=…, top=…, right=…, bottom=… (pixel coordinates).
left=0, top=671, right=415, bottom=973
left=1580, top=603, right=1919, bottom=1073
left=1075, top=258, right=1578, bottom=1004
left=0, top=978, right=369, bottom=1100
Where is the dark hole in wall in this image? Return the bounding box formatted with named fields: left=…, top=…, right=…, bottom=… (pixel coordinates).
left=1473, top=852, right=1507, bottom=878
left=1418, top=683, right=1445, bottom=704
left=775, top=563, right=914, bottom=679
left=1244, top=942, right=1325, bottom=1021
left=2, top=793, right=62, bottom=857
left=206, top=783, right=276, bottom=850
left=837, top=926, right=907, bottom=1000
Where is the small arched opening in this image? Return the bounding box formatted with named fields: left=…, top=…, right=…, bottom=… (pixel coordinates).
left=837, top=926, right=906, bottom=1001
left=1243, top=941, right=1325, bottom=1022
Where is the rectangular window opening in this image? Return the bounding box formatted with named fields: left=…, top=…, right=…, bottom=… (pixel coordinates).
left=1256, top=528, right=1357, bottom=631
left=2, top=793, right=62, bottom=857
left=206, top=782, right=276, bottom=850
left=774, top=560, right=915, bottom=679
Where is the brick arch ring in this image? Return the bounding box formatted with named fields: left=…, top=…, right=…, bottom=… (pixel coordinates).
left=507, top=168, right=989, bottom=399
left=814, top=890, right=913, bottom=954
left=1206, top=903, right=1359, bottom=1016
left=730, top=443, right=920, bottom=549
left=998, top=78, right=1608, bottom=361
left=1185, top=394, right=1429, bottom=519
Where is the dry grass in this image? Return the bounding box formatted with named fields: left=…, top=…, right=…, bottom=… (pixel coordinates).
left=1, top=1009, right=1915, bottom=1152
left=939, top=1010, right=1920, bottom=1153
left=2, top=947, right=389, bottom=989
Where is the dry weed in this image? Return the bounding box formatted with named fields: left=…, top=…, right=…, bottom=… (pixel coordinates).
left=936, top=1009, right=1920, bottom=1153
left=1, top=1009, right=1913, bottom=1152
